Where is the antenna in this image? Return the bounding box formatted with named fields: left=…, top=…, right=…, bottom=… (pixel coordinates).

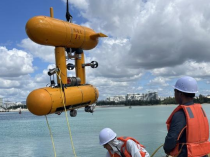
left=66, top=0, right=72, bottom=22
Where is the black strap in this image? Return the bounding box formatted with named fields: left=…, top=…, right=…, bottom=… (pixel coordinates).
left=115, top=146, right=126, bottom=157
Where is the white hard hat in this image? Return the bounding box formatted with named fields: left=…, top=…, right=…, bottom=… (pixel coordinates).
left=99, top=128, right=117, bottom=145
left=174, top=76, right=198, bottom=93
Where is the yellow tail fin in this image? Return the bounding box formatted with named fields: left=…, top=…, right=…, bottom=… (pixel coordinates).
left=90, top=33, right=107, bottom=39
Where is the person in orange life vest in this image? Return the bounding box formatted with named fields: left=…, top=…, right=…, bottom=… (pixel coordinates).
left=164, top=76, right=210, bottom=157
left=99, top=128, right=150, bottom=157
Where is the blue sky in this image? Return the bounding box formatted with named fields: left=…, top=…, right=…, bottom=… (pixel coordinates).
left=1, top=0, right=210, bottom=102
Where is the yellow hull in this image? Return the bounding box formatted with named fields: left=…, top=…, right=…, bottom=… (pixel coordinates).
left=25, top=16, right=106, bottom=50
left=26, top=85, right=98, bottom=116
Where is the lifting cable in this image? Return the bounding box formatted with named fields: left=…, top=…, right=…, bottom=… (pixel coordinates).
left=150, top=144, right=163, bottom=157
left=57, top=71, right=77, bottom=157
left=45, top=115, right=57, bottom=157
left=44, top=70, right=77, bottom=157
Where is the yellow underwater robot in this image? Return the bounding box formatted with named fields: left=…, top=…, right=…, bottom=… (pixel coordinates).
left=26, top=4, right=107, bottom=116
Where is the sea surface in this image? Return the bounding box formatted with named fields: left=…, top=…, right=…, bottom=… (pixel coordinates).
left=0, top=104, right=210, bottom=157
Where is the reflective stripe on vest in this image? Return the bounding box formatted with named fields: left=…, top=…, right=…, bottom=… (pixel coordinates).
left=166, top=104, right=210, bottom=157
left=108, top=136, right=146, bottom=157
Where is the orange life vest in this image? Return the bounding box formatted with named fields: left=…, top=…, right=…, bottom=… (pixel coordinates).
left=108, top=136, right=146, bottom=157
left=166, top=103, right=210, bottom=157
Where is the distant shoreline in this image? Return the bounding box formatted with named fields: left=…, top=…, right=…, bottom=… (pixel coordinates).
left=96, top=104, right=174, bottom=108
left=4, top=109, right=29, bottom=112
left=1, top=103, right=209, bottom=112
left=96, top=103, right=210, bottom=107
left=96, top=104, right=175, bottom=106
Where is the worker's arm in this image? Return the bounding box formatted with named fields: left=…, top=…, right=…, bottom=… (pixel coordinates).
left=126, top=140, right=142, bottom=157
left=163, top=110, right=186, bottom=154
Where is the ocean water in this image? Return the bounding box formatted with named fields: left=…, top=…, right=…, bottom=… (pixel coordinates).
left=0, top=104, right=210, bottom=157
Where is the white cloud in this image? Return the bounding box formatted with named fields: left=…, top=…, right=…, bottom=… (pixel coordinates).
left=19, top=38, right=55, bottom=63
left=34, top=64, right=56, bottom=83
left=58, top=0, right=210, bottom=99
left=0, top=74, right=45, bottom=101
left=85, top=38, right=144, bottom=81
left=80, top=0, right=143, bottom=38
left=137, top=86, right=143, bottom=90
left=0, top=46, right=34, bottom=77
left=68, top=0, right=210, bottom=70
left=61, top=0, right=88, bottom=10
left=151, top=60, right=210, bottom=78
left=127, top=0, right=210, bottom=69
left=0, top=78, right=20, bottom=88
left=148, top=77, right=169, bottom=86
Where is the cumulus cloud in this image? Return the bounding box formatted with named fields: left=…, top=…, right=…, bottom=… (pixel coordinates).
left=0, top=45, right=55, bottom=101
left=85, top=38, right=144, bottom=81
left=61, top=0, right=88, bottom=10
left=80, top=0, right=143, bottom=38
left=0, top=78, right=20, bottom=88
left=67, top=0, right=210, bottom=70
left=128, top=0, right=210, bottom=69
left=0, top=46, right=34, bottom=77
left=148, top=77, right=169, bottom=86
left=34, top=64, right=59, bottom=84
left=151, top=60, right=210, bottom=78
left=57, top=0, right=210, bottom=99
left=0, top=75, right=46, bottom=101
left=19, top=38, right=55, bottom=63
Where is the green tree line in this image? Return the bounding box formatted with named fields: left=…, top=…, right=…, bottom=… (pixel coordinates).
left=96, top=94, right=210, bottom=106
left=7, top=105, right=27, bottom=110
